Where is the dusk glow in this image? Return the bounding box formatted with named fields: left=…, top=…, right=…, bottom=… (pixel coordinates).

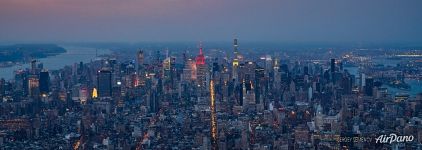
left=1, top=0, right=422, bottom=43
left=0, top=1, right=422, bottom=149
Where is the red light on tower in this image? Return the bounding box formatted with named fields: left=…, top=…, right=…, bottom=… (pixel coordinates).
left=196, top=44, right=205, bottom=65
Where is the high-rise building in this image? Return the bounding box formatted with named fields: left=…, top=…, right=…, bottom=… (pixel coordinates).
left=15, top=70, right=28, bottom=96
left=196, top=44, right=207, bottom=88
left=182, top=58, right=196, bottom=81
left=148, top=89, right=160, bottom=113
left=330, top=58, right=335, bottom=73
left=79, top=87, right=88, bottom=104
left=39, top=70, right=49, bottom=96
left=28, top=75, right=39, bottom=98
left=365, top=77, right=374, bottom=96
left=360, top=73, right=366, bottom=89
left=31, top=59, right=37, bottom=74
left=137, top=49, right=145, bottom=75
left=0, top=78, right=4, bottom=98
left=234, top=38, right=239, bottom=58
left=97, top=69, right=112, bottom=98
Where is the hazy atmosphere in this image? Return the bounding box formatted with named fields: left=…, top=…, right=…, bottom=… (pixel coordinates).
left=1, top=0, right=422, bottom=43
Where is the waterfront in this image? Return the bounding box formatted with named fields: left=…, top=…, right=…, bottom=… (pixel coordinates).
left=0, top=46, right=111, bottom=80
left=345, top=66, right=422, bottom=97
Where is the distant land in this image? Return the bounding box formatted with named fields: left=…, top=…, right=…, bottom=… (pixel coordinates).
left=0, top=44, right=66, bottom=67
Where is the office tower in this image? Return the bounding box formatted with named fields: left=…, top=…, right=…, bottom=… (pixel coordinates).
left=339, top=61, right=343, bottom=71
left=31, top=59, right=37, bottom=74
left=196, top=44, right=207, bottom=88
left=97, top=69, right=112, bottom=98
left=163, top=54, right=173, bottom=80
left=77, top=62, right=83, bottom=75
left=233, top=38, right=243, bottom=60
left=148, top=90, right=159, bottom=113
left=232, top=38, right=241, bottom=81
left=39, top=69, right=49, bottom=96
left=365, top=77, right=374, bottom=96
left=15, top=70, right=28, bottom=96
left=361, top=73, right=366, bottom=89
left=308, top=86, right=313, bottom=101
left=79, top=87, right=88, bottom=104
left=182, top=58, right=197, bottom=81
left=330, top=58, right=335, bottom=73
left=234, top=38, right=239, bottom=57
left=304, top=66, right=309, bottom=75
left=37, top=63, right=43, bottom=70
left=28, top=75, right=39, bottom=98
left=212, top=58, right=219, bottom=73
left=281, top=64, right=289, bottom=73
left=137, top=49, right=145, bottom=75
left=0, top=78, right=4, bottom=98
left=232, top=59, right=239, bottom=81
left=273, top=59, right=281, bottom=89
left=341, top=76, right=352, bottom=94
left=254, top=67, right=265, bottom=104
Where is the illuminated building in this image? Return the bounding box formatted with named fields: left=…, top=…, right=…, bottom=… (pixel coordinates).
left=28, top=75, right=39, bottom=98
left=196, top=44, right=207, bottom=88
left=232, top=38, right=241, bottom=80
left=234, top=38, right=239, bottom=56
left=182, top=58, right=197, bottom=81
left=92, top=88, right=98, bottom=99
left=273, top=58, right=281, bottom=90
left=163, top=56, right=173, bottom=79
left=232, top=59, right=239, bottom=81
left=79, top=87, right=88, bottom=104
left=233, top=38, right=242, bottom=60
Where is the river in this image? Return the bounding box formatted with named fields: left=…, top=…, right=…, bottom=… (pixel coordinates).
left=0, top=46, right=112, bottom=80
left=345, top=66, right=422, bottom=97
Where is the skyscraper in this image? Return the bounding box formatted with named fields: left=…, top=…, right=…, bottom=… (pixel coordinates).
left=31, top=59, right=37, bottom=74
left=39, top=70, right=49, bottom=96
left=196, top=44, right=207, bottom=89
left=330, top=58, right=335, bottom=73
left=97, top=69, right=112, bottom=98
left=137, top=49, right=145, bottom=75
left=365, top=77, right=374, bottom=96
left=148, top=91, right=158, bottom=113
left=28, top=75, right=39, bottom=98
left=234, top=38, right=239, bottom=58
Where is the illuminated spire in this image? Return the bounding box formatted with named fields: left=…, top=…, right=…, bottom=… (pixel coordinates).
left=196, top=42, right=205, bottom=65
left=92, top=88, right=98, bottom=99
left=199, top=41, right=203, bottom=55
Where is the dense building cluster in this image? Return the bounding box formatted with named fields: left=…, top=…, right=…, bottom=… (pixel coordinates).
left=0, top=39, right=421, bottom=149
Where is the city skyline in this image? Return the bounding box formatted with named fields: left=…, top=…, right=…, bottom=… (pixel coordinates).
left=1, top=0, right=422, bottom=43
left=1, top=1, right=422, bottom=149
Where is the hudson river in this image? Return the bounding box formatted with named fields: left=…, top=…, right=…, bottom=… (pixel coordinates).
left=0, top=46, right=111, bottom=80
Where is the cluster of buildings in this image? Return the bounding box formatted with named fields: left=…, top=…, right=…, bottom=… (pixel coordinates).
left=0, top=39, right=421, bottom=149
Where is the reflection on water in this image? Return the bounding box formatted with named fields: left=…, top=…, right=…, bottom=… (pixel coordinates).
left=0, top=46, right=111, bottom=80
left=345, top=66, right=421, bottom=97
